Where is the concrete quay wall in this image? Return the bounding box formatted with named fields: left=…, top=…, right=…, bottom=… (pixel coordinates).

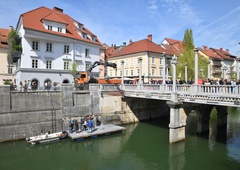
left=0, top=85, right=170, bottom=142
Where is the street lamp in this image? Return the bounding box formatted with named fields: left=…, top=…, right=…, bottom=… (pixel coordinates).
left=161, top=52, right=166, bottom=84
left=194, top=48, right=199, bottom=85
left=138, top=57, right=143, bottom=85
left=222, top=65, right=228, bottom=79
left=185, top=62, right=188, bottom=83
left=171, top=55, right=178, bottom=102
left=121, top=60, right=124, bottom=84
left=207, top=60, right=211, bottom=79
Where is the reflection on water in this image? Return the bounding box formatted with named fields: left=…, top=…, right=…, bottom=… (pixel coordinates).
left=0, top=108, right=240, bottom=170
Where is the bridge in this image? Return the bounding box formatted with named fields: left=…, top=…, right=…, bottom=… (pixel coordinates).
left=98, top=83, right=239, bottom=143
left=121, top=84, right=240, bottom=107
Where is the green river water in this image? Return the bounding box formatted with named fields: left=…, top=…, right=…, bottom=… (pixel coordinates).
left=0, top=107, right=240, bottom=170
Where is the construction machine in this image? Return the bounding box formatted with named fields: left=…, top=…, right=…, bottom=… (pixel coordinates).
left=74, top=60, right=121, bottom=90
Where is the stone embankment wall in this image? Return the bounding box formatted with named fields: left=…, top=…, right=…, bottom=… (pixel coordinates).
left=0, top=84, right=170, bottom=142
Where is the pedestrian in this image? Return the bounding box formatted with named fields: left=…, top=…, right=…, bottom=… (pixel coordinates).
left=44, top=81, right=48, bottom=90
left=24, top=80, right=28, bottom=92
left=28, top=80, right=32, bottom=91
left=88, top=119, right=93, bottom=133
left=79, top=117, right=84, bottom=131
left=19, top=81, right=23, bottom=92
left=83, top=120, right=88, bottom=131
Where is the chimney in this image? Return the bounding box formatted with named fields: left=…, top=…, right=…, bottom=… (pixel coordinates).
left=123, top=42, right=126, bottom=46
left=129, top=39, right=132, bottom=44
left=53, top=7, right=63, bottom=13
left=148, top=34, right=152, bottom=41
left=226, top=49, right=229, bottom=53
left=220, top=48, right=223, bottom=51
left=203, top=45, right=208, bottom=50
left=9, top=26, right=13, bottom=31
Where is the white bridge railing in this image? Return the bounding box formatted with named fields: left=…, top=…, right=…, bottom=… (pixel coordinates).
left=111, top=84, right=240, bottom=106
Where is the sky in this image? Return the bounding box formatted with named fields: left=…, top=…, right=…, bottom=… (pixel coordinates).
left=1, top=0, right=240, bottom=56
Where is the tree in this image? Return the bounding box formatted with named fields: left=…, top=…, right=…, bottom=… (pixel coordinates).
left=68, top=62, right=78, bottom=77
left=176, top=29, right=208, bottom=82
left=176, top=29, right=195, bottom=81
left=8, top=28, right=22, bottom=65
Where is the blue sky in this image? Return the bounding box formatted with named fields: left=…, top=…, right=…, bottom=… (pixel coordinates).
left=1, top=0, right=240, bottom=56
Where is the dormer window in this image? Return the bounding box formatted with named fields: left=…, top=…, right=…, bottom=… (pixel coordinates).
left=48, top=25, right=52, bottom=30
left=58, top=27, right=62, bottom=32
left=82, top=34, right=86, bottom=39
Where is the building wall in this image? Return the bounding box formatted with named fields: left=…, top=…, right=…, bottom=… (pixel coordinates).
left=107, top=52, right=172, bottom=83
left=0, top=44, right=15, bottom=84
left=15, top=24, right=101, bottom=90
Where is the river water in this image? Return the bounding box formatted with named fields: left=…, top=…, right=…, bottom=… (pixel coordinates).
left=0, top=107, right=240, bottom=170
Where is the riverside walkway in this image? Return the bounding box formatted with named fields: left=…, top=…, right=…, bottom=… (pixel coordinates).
left=98, top=84, right=240, bottom=107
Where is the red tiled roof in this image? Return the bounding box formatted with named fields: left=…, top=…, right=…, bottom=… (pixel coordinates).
left=210, top=48, right=236, bottom=60
left=108, top=38, right=174, bottom=58
left=18, top=6, right=101, bottom=45
left=42, top=13, right=68, bottom=24
left=200, top=47, right=223, bottom=60
left=0, top=28, right=9, bottom=48
left=162, top=38, right=184, bottom=54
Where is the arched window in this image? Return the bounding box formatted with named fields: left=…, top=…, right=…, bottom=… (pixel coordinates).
left=63, top=79, right=69, bottom=84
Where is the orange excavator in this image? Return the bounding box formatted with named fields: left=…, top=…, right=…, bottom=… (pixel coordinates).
left=74, top=60, right=121, bottom=90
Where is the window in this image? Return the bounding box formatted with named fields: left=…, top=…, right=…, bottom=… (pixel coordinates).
left=152, top=68, right=155, bottom=76
left=64, top=61, right=69, bottom=70
left=58, top=27, right=62, bottom=32
left=8, top=67, right=12, bottom=74
left=152, top=57, right=155, bottom=64
left=110, top=71, right=112, bottom=77
left=131, top=58, right=133, bottom=65
left=32, top=59, right=38, bottom=68
left=46, top=60, right=52, bottom=69
left=47, top=25, right=52, bottom=30
left=64, top=45, right=70, bottom=53
left=46, top=43, right=52, bottom=52
left=32, top=41, right=39, bottom=50
left=120, top=71, right=122, bottom=77
left=160, top=69, right=163, bottom=76
left=126, top=59, right=128, bottom=65
left=137, top=69, right=139, bottom=75
left=160, top=58, right=162, bottom=65
left=76, top=46, right=81, bottom=56
left=85, top=63, right=91, bottom=71
left=131, top=70, right=133, bottom=76
left=85, top=48, right=90, bottom=57
left=126, top=70, right=128, bottom=76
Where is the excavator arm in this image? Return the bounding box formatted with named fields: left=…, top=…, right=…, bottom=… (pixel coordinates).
left=87, top=60, right=117, bottom=76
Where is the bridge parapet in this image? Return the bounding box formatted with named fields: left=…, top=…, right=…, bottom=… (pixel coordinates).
left=120, top=84, right=240, bottom=107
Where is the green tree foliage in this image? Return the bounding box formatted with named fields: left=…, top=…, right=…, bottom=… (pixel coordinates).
left=176, top=29, right=194, bottom=81
left=7, top=29, right=22, bottom=64
left=198, top=55, right=208, bottom=79
left=69, top=62, right=78, bottom=77
left=176, top=29, right=208, bottom=81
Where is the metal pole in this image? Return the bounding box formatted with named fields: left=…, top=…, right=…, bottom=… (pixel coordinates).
left=207, top=60, right=211, bottom=79
left=237, top=60, right=239, bottom=81
left=185, top=62, right=187, bottom=82
left=138, top=57, right=143, bottom=85
left=121, top=60, right=124, bottom=84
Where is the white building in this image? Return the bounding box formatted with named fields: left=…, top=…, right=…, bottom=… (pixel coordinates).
left=15, top=6, right=102, bottom=90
